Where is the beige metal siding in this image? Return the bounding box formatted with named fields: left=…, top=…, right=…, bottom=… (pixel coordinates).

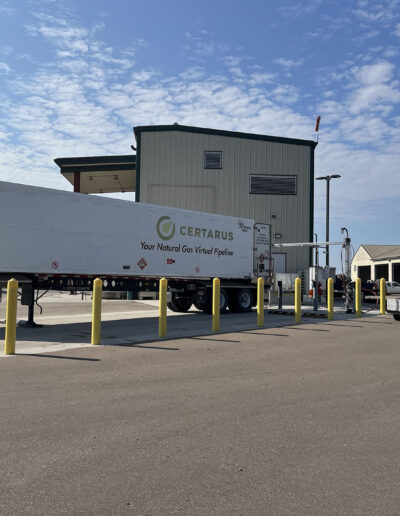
left=139, top=130, right=312, bottom=273
left=351, top=246, right=400, bottom=281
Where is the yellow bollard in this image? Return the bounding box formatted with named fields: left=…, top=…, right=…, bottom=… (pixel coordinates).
left=355, top=278, right=361, bottom=317
left=380, top=278, right=386, bottom=315
left=327, top=277, right=334, bottom=320
left=91, top=278, right=102, bottom=345
left=295, top=277, right=301, bottom=324
left=257, top=277, right=264, bottom=327
left=4, top=278, right=18, bottom=355
left=159, top=278, right=167, bottom=338
left=212, top=278, right=220, bottom=332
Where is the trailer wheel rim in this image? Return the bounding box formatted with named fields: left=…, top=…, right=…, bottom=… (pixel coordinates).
left=220, top=288, right=228, bottom=312
left=238, top=290, right=252, bottom=309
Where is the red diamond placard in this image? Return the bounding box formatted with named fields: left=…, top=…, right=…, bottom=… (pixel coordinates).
left=137, top=258, right=147, bottom=270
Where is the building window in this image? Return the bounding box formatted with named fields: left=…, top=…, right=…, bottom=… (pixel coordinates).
left=249, top=174, right=297, bottom=195
left=204, top=151, right=222, bottom=169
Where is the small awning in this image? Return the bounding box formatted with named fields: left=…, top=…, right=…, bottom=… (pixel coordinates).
left=54, top=155, right=136, bottom=194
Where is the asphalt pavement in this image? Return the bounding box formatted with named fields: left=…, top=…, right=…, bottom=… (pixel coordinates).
left=0, top=291, right=372, bottom=355
left=0, top=304, right=399, bottom=515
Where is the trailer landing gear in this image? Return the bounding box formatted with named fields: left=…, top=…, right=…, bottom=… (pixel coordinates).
left=18, top=303, right=43, bottom=328
left=19, top=286, right=44, bottom=328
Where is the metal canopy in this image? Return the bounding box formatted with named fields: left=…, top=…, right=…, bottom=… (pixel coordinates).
left=54, top=155, right=136, bottom=194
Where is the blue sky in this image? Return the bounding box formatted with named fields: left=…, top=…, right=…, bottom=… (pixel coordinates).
left=0, top=0, right=399, bottom=270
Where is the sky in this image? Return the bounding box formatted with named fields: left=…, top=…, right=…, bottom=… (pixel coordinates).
left=0, top=0, right=399, bottom=271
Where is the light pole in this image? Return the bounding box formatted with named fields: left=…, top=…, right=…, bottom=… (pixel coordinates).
left=315, top=174, right=341, bottom=266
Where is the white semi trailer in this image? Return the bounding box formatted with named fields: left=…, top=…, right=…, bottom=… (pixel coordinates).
left=0, top=181, right=271, bottom=324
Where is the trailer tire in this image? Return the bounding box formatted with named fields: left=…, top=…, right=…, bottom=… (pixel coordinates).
left=196, top=288, right=228, bottom=314
left=219, top=288, right=229, bottom=313
left=229, top=288, right=253, bottom=312
left=168, top=295, right=192, bottom=313
left=393, top=313, right=400, bottom=322
left=174, top=298, right=193, bottom=312
left=167, top=301, right=180, bottom=312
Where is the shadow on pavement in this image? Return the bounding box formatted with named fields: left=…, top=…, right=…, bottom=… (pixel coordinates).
left=0, top=310, right=385, bottom=355
left=287, top=326, right=330, bottom=332
left=192, top=336, right=241, bottom=343
left=240, top=331, right=289, bottom=337
left=16, top=353, right=101, bottom=361
left=121, top=344, right=180, bottom=351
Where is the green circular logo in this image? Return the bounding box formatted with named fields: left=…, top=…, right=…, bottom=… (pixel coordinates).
left=156, top=216, right=176, bottom=241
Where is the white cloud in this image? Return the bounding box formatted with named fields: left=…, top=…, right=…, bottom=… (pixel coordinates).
left=352, top=0, right=400, bottom=26
left=279, top=0, right=323, bottom=17
left=0, top=45, right=13, bottom=55
left=248, top=72, right=276, bottom=86
left=274, top=58, right=304, bottom=70
left=358, top=61, right=394, bottom=84
left=0, top=62, right=11, bottom=74
left=270, top=85, right=299, bottom=104
left=0, top=4, right=15, bottom=16
left=349, top=61, right=400, bottom=113
left=179, top=67, right=206, bottom=80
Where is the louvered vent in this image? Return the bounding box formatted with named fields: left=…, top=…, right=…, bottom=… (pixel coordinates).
left=204, top=151, right=222, bottom=169
left=250, top=175, right=297, bottom=195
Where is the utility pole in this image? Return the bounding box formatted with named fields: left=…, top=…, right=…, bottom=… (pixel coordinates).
left=315, top=174, right=341, bottom=266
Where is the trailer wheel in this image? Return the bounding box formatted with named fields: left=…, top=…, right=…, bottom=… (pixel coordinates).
left=167, top=300, right=180, bottom=312
left=229, top=288, right=253, bottom=312
left=174, top=298, right=193, bottom=312
left=195, top=288, right=228, bottom=314
left=219, top=288, right=229, bottom=313
left=168, top=294, right=192, bottom=312
left=393, top=313, right=400, bottom=322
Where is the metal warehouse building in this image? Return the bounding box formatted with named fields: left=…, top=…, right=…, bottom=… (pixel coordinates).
left=351, top=245, right=400, bottom=282
left=56, top=124, right=317, bottom=274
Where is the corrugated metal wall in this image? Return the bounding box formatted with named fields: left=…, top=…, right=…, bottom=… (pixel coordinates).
left=139, top=130, right=313, bottom=273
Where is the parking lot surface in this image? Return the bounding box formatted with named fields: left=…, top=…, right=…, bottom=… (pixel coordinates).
left=0, top=300, right=399, bottom=515
left=0, top=291, right=378, bottom=355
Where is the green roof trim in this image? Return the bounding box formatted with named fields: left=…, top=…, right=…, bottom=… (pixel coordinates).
left=134, top=124, right=318, bottom=148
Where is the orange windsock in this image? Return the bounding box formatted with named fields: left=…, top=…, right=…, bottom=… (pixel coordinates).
left=315, top=116, right=321, bottom=132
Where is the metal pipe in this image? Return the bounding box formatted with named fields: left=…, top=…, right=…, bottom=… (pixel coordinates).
left=326, top=179, right=330, bottom=266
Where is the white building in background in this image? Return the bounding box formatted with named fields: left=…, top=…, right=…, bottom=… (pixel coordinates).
left=351, top=245, right=400, bottom=282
